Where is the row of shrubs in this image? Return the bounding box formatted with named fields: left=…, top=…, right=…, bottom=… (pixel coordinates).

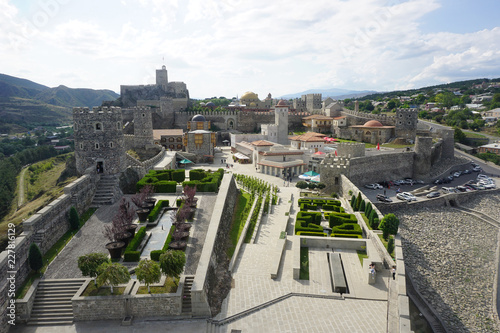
left=350, top=193, right=380, bottom=229
left=150, top=225, right=176, bottom=261
left=148, top=200, right=170, bottom=222
left=295, top=209, right=363, bottom=237
left=296, top=231, right=362, bottom=239
left=182, top=168, right=224, bottom=192
left=136, top=169, right=186, bottom=192
left=123, top=227, right=147, bottom=262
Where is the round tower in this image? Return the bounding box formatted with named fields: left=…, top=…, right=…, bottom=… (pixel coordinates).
left=73, top=106, right=126, bottom=176
left=413, top=136, right=432, bottom=179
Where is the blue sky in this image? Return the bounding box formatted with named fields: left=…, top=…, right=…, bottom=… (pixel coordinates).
left=1, top=0, right=500, bottom=99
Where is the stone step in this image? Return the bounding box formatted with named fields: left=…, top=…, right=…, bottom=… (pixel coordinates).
left=34, top=296, right=75, bottom=302
left=27, top=320, right=73, bottom=326
left=31, top=310, right=73, bottom=317
left=34, top=300, right=72, bottom=306
left=37, top=284, right=82, bottom=290
left=32, top=304, right=72, bottom=310
left=30, top=314, right=74, bottom=321
left=39, top=279, right=86, bottom=284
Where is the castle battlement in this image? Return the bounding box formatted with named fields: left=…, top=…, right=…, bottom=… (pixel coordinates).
left=73, top=106, right=122, bottom=114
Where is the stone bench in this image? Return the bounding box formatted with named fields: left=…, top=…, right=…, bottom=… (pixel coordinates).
left=270, top=235, right=287, bottom=279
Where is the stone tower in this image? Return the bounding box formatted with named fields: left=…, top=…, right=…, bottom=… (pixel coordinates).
left=156, top=65, right=168, bottom=91
left=73, top=106, right=126, bottom=176
left=132, top=107, right=154, bottom=148
left=275, top=99, right=289, bottom=145
left=395, top=109, right=418, bottom=142
left=413, top=136, right=432, bottom=180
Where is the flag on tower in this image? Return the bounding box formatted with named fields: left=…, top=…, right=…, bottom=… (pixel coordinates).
left=335, top=150, right=338, bottom=156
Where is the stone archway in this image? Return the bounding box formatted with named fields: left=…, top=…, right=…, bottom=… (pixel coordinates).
left=227, top=118, right=235, bottom=130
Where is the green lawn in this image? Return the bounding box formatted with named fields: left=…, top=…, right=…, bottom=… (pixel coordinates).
left=464, top=131, right=487, bottom=138
left=357, top=250, right=368, bottom=265
left=82, top=283, right=125, bottom=296
left=136, top=276, right=178, bottom=294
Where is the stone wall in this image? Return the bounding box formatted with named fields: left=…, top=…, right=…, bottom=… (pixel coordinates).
left=191, top=175, right=239, bottom=317
left=0, top=173, right=97, bottom=332
left=347, top=152, right=415, bottom=185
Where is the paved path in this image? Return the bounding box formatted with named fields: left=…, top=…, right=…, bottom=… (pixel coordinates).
left=17, top=165, right=28, bottom=208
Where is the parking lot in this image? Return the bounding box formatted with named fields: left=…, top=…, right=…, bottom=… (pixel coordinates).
left=360, top=161, right=498, bottom=204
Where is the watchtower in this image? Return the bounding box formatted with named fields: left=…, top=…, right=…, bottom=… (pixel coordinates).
left=395, top=109, right=418, bottom=142
left=73, top=106, right=126, bottom=176
left=156, top=65, right=168, bottom=91
left=275, top=100, right=289, bottom=145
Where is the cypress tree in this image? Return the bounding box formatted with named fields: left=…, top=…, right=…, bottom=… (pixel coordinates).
left=28, top=243, right=43, bottom=273
left=355, top=193, right=362, bottom=211
left=359, top=200, right=366, bottom=212
left=387, top=236, right=395, bottom=255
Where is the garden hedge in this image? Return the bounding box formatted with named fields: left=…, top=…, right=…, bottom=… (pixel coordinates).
left=148, top=200, right=170, bottom=222
left=125, top=226, right=146, bottom=252
left=332, top=234, right=362, bottom=239
left=123, top=251, right=141, bottom=262
left=332, top=223, right=362, bottom=235
left=295, top=219, right=324, bottom=234
left=297, top=211, right=322, bottom=224
left=329, top=212, right=357, bottom=227
left=150, top=250, right=163, bottom=261
left=296, top=231, right=327, bottom=237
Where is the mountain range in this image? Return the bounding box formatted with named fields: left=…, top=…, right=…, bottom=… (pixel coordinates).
left=0, top=74, right=119, bottom=133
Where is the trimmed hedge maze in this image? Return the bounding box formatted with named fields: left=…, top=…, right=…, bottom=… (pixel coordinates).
left=295, top=198, right=362, bottom=239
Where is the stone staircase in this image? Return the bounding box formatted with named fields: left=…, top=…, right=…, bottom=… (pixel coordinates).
left=91, top=175, right=121, bottom=207
left=28, top=279, right=86, bottom=326
left=181, top=275, right=194, bottom=314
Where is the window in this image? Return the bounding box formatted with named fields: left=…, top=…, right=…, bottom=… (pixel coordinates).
left=95, top=123, right=102, bottom=131
left=195, top=134, right=203, bottom=147
left=176, top=137, right=182, bottom=142
left=117, top=122, right=121, bottom=129
left=95, top=143, right=99, bottom=149
left=142, top=113, right=146, bottom=117
left=109, top=142, right=113, bottom=148
left=177, top=144, right=182, bottom=149
left=79, top=143, right=83, bottom=150
left=399, top=121, right=402, bottom=125
left=169, top=137, right=174, bottom=142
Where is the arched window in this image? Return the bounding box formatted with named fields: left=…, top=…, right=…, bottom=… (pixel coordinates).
left=169, top=137, right=174, bottom=142
left=177, top=137, right=182, bottom=142
left=109, top=142, right=114, bottom=148
left=95, top=143, right=99, bottom=149
left=79, top=143, right=83, bottom=150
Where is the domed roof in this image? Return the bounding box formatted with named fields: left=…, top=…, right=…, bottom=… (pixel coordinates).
left=363, top=120, right=383, bottom=127
left=241, top=91, right=258, bottom=100
left=249, top=102, right=257, bottom=107
left=191, top=114, right=206, bottom=122
left=205, top=102, right=215, bottom=107
left=276, top=99, right=288, bottom=106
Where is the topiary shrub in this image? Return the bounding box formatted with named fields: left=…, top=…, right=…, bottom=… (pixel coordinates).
left=355, top=193, right=362, bottom=211
left=332, top=234, right=362, bottom=239
left=123, top=251, right=140, bottom=262
left=148, top=200, right=170, bottom=222
left=296, top=231, right=327, bottom=237
left=387, top=236, right=395, bottom=255
left=154, top=181, right=177, bottom=193
left=359, top=200, right=366, bottom=212
left=28, top=243, right=43, bottom=272
left=350, top=195, right=356, bottom=208
left=172, top=169, right=186, bottom=183
left=150, top=250, right=164, bottom=261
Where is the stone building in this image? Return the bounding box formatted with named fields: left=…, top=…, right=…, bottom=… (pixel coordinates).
left=260, top=99, right=290, bottom=145
left=350, top=120, right=395, bottom=144
left=184, top=114, right=216, bottom=162
left=251, top=140, right=306, bottom=178
left=153, top=129, right=184, bottom=150
left=302, top=114, right=334, bottom=133
left=73, top=106, right=127, bottom=176
left=238, top=91, right=273, bottom=109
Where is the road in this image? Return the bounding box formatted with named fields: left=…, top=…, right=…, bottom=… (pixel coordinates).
left=17, top=165, right=29, bottom=208
left=419, top=119, right=500, bottom=144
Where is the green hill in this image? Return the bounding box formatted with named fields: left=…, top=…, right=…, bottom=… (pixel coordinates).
left=0, top=74, right=119, bottom=133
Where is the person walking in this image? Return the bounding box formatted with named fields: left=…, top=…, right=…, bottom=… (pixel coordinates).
left=392, top=266, right=396, bottom=280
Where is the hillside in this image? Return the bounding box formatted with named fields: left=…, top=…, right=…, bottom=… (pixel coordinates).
left=281, top=88, right=377, bottom=100
left=0, top=74, right=119, bottom=133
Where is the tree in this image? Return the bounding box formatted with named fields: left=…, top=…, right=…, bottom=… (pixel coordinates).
left=295, top=181, right=308, bottom=189
left=316, top=183, right=326, bottom=190
left=183, top=185, right=197, bottom=206
left=306, top=182, right=317, bottom=190
left=359, top=200, right=365, bottom=212
left=68, top=206, right=80, bottom=231
left=379, top=213, right=400, bottom=240
left=159, top=250, right=186, bottom=285
left=454, top=127, right=467, bottom=144
left=136, top=259, right=161, bottom=293
left=78, top=253, right=109, bottom=285
left=355, top=192, right=362, bottom=211
left=387, top=236, right=395, bottom=255
left=96, top=262, right=130, bottom=293
left=350, top=195, right=356, bottom=208
left=28, top=243, right=43, bottom=273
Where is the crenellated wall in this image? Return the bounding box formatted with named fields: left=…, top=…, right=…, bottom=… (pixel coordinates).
left=0, top=173, right=98, bottom=332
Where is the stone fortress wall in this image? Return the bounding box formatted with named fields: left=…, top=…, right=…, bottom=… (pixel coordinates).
left=0, top=173, right=98, bottom=332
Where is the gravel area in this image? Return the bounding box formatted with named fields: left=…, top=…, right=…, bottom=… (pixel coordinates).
left=459, top=193, right=500, bottom=219
left=397, top=202, right=500, bottom=332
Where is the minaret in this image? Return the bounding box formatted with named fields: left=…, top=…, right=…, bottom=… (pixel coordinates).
left=275, top=99, right=289, bottom=145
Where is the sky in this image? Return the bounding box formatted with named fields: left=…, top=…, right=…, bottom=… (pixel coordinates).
left=1, top=0, right=500, bottom=99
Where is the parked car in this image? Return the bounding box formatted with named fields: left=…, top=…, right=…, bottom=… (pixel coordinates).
left=472, top=166, right=481, bottom=172
left=364, top=184, right=377, bottom=189
left=376, top=194, right=392, bottom=202
left=453, top=172, right=461, bottom=178
left=463, top=169, right=471, bottom=174
left=441, top=187, right=457, bottom=194
left=442, top=177, right=451, bottom=184
left=447, top=175, right=454, bottom=182
left=396, top=193, right=412, bottom=202
left=456, top=186, right=467, bottom=192
left=402, top=192, right=417, bottom=201
left=426, top=192, right=440, bottom=198
left=434, top=179, right=442, bottom=185
left=477, top=174, right=489, bottom=180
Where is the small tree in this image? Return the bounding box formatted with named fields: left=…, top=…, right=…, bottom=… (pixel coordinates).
left=355, top=193, right=362, bottom=211
left=379, top=213, right=400, bottom=240
left=387, top=236, right=395, bottom=255
left=350, top=195, right=356, bottom=208
left=96, top=262, right=130, bottom=293
left=68, top=206, right=80, bottom=231
left=78, top=253, right=109, bottom=285
left=103, top=197, right=134, bottom=242
left=307, top=182, right=317, bottom=190
left=183, top=185, right=197, bottom=207
left=359, top=200, right=366, bottom=212
left=316, top=183, right=326, bottom=190
left=365, top=202, right=372, bottom=215
left=295, top=181, right=308, bottom=189
left=28, top=243, right=43, bottom=273
left=159, top=250, right=186, bottom=285
left=136, top=259, right=161, bottom=293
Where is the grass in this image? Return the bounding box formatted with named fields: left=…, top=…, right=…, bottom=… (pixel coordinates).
left=464, top=131, right=487, bottom=138
left=136, top=276, right=178, bottom=294
left=361, top=213, right=371, bottom=230
left=82, top=283, right=125, bottom=296
left=16, top=207, right=97, bottom=299
left=299, top=247, right=309, bottom=280
left=382, top=143, right=415, bottom=149
left=0, top=153, right=76, bottom=252
left=227, top=191, right=251, bottom=258
left=377, top=234, right=395, bottom=258
left=244, top=196, right=263, bottom=243
left=357, top=250, right=368, bottom=265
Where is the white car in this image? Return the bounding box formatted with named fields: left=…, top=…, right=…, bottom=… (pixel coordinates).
left=396, top=193, right=412, bottom=202
left=453, top=172, right=461, bottom=178
left=402, top=192, right=417, bottom=201
left=373, top=183, right=383, bottom=189
left=364, top=184, right=377, bottom=189
left=477, top=174, right=489, bottom=179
